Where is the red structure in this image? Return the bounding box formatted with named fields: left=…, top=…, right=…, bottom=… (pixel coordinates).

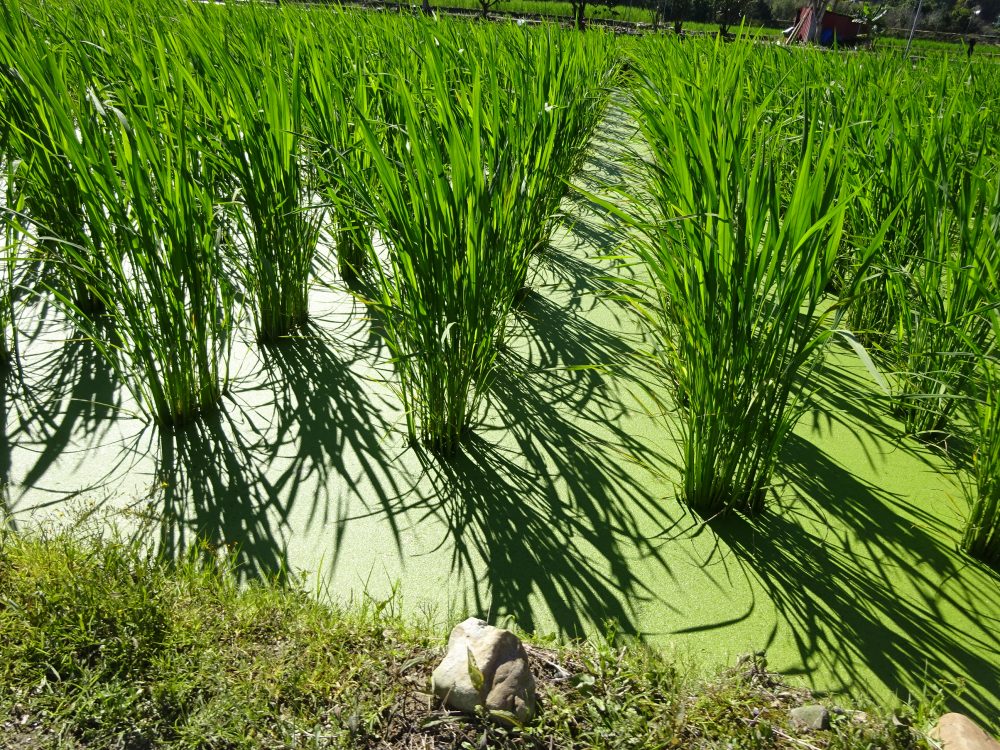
left=789, top=7, right=867, bottom=45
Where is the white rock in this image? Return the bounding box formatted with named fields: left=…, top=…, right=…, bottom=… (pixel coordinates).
left=431, top=617, right=536, bottom=723
left=929, top=713, right=1000, bottom=750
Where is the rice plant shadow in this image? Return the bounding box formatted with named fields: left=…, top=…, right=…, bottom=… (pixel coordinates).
left=537, top=238, right=635, bottom=312
left=369, top=278, right=681, bottom=637
left=571, top=114, right=641, bottom=218
left=152, top=323, right=404, bottom=582
left=155, top=408, right=291, bottom=582
left=14, top=335, right=122, bottom=491
left=396, top=421, right=677, bottom=638
left=558, top=205, right=623, bottom=253
left=705, top=433, right=1000, bottom=726
left=807, top=340, right=973, bottom=473
left=565, top=146, right=637, bottom=250
left=592, top=108, right=640, bottom=155
left=582, top=140, right=632, bottom=185
left=258, top=324, right=405, bottom=573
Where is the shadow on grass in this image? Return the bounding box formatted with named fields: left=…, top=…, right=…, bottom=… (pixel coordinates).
left=705, top=432, right=1000, bottom=725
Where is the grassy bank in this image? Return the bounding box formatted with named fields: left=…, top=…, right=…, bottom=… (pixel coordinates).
left=0, top=526, right=944, bottom=749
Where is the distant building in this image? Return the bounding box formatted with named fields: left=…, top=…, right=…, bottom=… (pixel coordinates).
left=787, top=7, right=867, bottom=45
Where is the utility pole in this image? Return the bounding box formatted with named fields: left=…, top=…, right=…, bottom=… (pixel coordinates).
left=904, top=0, right=923, bottom=56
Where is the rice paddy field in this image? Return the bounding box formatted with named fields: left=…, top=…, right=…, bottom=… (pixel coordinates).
left=1, top=0, right=999, bottom=732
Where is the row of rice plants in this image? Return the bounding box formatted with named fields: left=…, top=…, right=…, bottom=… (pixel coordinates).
left=837, top=59, right=1000, bottom=559
left=886, top=165, right=998, bottom=437
left=0, top=0, right=617, bottom=445
left=615, top=37, right=859, bottom=517
left=832, top=59, right=998, bottom=437
left=620, top=34, right=1000, bottom=563
left=332, top=21, right=619, bottom=452
left=2, top=15, right=236, bottom=425
left=6, top=0, right=994, bottom=561
left=962, top=305, right=1000, bottom=566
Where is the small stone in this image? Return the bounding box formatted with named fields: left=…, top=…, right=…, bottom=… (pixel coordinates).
left=790, top=704, right=830, bottom=731
left=431, top=617, right=536, bottom=724
left=929, top=713, right=1000, bottom=750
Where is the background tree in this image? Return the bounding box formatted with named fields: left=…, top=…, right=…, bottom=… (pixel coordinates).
left=853, top=2, right=889, bottom=45
left=653, top=0, right=691, bottom=32
left=566, top=0, right=616, bottom=28
left=714, top=0, right=752, bottom=33
left=477, top=0, right=505, bottom=17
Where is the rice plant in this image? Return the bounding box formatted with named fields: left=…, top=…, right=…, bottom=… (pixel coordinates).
left=304, top=28, right=380, bottom=285
left=0, top=26, right=102, bottom=317
left=841, top=84, right=926, bottom=346
left=14, top=24, right=236, bottom=427
left=0, top=85, right=13, bottom=368
left=958, top=191, right=1000, bottom=564
left=210, top=18, right=322, bottom=343
left=345, top=38, right=528, bottom=454
left=887, top=160, right=999, bottom=438
left=623, top=37, right=853, bottom=516
left=0, top=160, right=21, bottom=371
left=961, top=305, right=1000, bottom=567
left=504, top=29, right=619, bottom=293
